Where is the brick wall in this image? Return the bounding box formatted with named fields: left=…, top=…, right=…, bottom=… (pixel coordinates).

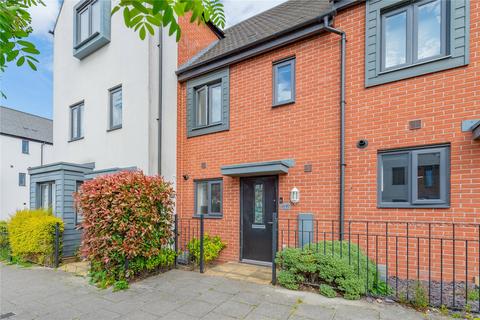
left=177, top=1, right=480, bottom=277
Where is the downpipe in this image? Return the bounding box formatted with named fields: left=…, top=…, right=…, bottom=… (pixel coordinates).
left=322, top=15, right=346, bottom=240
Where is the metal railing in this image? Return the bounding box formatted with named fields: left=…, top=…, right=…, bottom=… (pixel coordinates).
left=273, top=218, right=480, bottom=311
left=174, top=215, right=205, bottom=273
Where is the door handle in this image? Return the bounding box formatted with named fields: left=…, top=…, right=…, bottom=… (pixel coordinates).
left=267, top=221, right=273, bottom=225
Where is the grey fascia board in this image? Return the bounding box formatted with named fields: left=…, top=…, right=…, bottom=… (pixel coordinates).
left=221, top=159, right=295, bottom=177
left=29, top=162, right=95, bottom=175
left=472, top=121, right=480, bottom=140
left=178, top=22, right=328, bottom=82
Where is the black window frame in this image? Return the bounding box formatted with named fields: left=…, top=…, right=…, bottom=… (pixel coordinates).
left=377, top=144, right=450, bottom=208
left=194, top=179, right=223, bottom=218
left=108, top=85, right=123, bottom=131
left=21, top=140, right=29, bottom=154
left=18, top=173, right=26, bottom=187
left=70, top=102, right=84, bottom=141
left=272, top=57, right=296, bottom=106
left=380, top=0, right=448, bottom=72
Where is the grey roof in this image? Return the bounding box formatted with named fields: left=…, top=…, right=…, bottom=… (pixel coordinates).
left=178, top=0, right=332, bottom=73
left=0, top=106, right=53, bottom=143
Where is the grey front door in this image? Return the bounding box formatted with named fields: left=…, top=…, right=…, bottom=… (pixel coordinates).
left=241, top=176, right=277, bottom=263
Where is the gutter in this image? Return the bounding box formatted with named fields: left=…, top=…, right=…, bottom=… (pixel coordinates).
left=322, top=15, right=346, bottom=240
left=158, top=27, right=163, bottom=175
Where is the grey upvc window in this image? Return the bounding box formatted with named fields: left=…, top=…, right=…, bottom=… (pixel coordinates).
left=38, top=181, right=55, bottom=213
left=273, top=58, right=295, bottom=106
left=21, top=140, right=29, bottom=154
left=70, top=103, right=84, bottom=141
left=365, top=0, right=469, bottom=87
left=381, top=0, right=447, bottom=71
left=76, top=0, right=101, bottom=46
left=75, top=181, right=84, bottom=226
left=186, top=68, right=229, bottom=137
left=378, top=145, right=450, bottom=208
left=194, top=83, right=222, bottom=127
left=18, top=173, right=26, bottom=187
left=109, top=86, right=122, bottom=130
left=195, top=179, right=223, bottom=217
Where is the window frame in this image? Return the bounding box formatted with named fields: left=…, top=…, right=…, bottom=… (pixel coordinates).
left=380, top=0, right=448, bottom=72
left=70, top=102, right=84, bottom=142
left=193, top=81, right=223, bottom=129
left=377, top=145, right=450, bottom=208
left=108, top=85, right=123, bottom=131
left=74, top=181, right=84, bottom=226
left=272, top=57, right=296, bottom=107
left=194, top=179, right=223, bottom=218
left=18, top=173, right=26, bottom=187
left=37, top=181, right=56, bottom=212
left=21, top=139, right=29, bottom=154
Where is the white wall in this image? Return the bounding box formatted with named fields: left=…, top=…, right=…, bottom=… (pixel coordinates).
left=0, top=135, right=53, bottom=220
left=52, top=0, right=178, bottom=176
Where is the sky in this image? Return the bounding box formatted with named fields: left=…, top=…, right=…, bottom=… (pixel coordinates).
left=0, top=0, right=287, bottom=120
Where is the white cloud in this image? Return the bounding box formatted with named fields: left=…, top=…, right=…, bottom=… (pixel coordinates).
left=222, top=0, right=288, bottom=28
left=29, top=0, right=61, bottom=38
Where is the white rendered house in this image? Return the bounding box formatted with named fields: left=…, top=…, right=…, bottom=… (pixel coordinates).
left=0, top=106, right=53, bottom=220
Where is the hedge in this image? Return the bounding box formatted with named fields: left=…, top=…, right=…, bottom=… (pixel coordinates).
left=7, top=209, right=64, bottom=266
left=75, top=171, right=175, bottom=288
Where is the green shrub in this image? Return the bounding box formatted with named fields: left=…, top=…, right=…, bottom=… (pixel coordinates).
left=0, top=221, right=9, bottom=261
left=76, top=171, right=175, bottom=287
left=7, top=209, right=63, bottom=266
left=319, top=284, right=336, bottom=298
left=113, top=280, right=129, bottom=292
left=187, top=233, right=226, bottom=265
left=275, top=242, right=391, bottom=300
left=277, top=270, right=303, bottom=290
left=411, top=281, right=428, bottom=310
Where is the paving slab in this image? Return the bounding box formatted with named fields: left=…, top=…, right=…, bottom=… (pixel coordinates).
left=0, top=263, right=447, bottom=320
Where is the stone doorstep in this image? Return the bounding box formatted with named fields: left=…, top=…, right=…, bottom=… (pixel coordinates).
left=60, top=260, right=89, bottom=277
left=205, top=262, right=272, bottom=285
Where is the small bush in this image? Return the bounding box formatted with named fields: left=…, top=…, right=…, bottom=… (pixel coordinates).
left=278, top=270, right=303, bottom=290
left=0, top=221, right=10, bottom=261
left=7, top=209, right=63, bottom=266
left=411, top=281, right=428, bottom=310
left=76, top=171, right=175, bottom=287
left=187, top=234, right=226, bottom=265
left=319, top=284, right=336, bottom=298
left=275, top=242, right=390, bottom=300
left=113, top=280, right=129, bottom=292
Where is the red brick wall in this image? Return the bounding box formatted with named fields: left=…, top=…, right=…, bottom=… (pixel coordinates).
left=177, top=15, right=219, bottom=66
left=177, top=1, right=480, bottom=278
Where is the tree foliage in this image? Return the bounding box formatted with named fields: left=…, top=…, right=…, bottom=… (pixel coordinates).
left=0, top=0, right=43, bottom=73
left=113, top=0, right=225, bottom=41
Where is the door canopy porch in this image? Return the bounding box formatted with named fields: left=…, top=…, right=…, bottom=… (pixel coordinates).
left=221, top=159, right=294, bottom=177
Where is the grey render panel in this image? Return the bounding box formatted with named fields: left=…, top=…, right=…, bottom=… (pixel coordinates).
left=221, top=159, right=295, bottom=177
left=365, top=0, right=470, bottom=87
left=29, top=162, right=94, bottom=257
left=298, top=213, right=313, bottom=248
left=72, top=0, right=111, bottom=60
left=186, top=68, right=230, bottom=137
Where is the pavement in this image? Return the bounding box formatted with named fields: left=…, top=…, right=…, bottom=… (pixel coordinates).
left=0, top=263, right=446, bottom=320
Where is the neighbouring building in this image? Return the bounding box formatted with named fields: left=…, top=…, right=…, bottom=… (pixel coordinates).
left=0, top=106, right=53, bottom=220
left=28, top=0, right=222, bottom=257
left=175, top=0, right=480, bottom=284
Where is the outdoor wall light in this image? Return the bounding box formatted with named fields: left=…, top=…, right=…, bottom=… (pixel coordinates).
left=290, top=187, right=300, bottom=204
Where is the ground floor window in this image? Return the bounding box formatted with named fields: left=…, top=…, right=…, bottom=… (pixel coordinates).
left=378, top=145, right=450, bottom=208
left=195, top=179, right=223, bottom=217
left=38, top=181, right=56, bottom=213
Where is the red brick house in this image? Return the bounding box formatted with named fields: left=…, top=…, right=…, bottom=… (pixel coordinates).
left=175, top=0, right=479, bottom=288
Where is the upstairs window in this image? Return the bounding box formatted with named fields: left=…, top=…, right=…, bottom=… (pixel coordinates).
left=378, top=145, right=450, bottom=208
left=21, top=140, right=29, bottom=154
left=273, top=58, right=295, bottom=106
left=70, top=103, right=84, bottom=141
left=186, top=68, right=229, bottom=137
left=382, top=0, right=446, bottom=71
left=109, top=86, right=122, bottom=130
left=195, top=179, right=223, bottom=217
left=18, top=173, right=26, bottom=187
left=73, top=0, right=111, bottom=59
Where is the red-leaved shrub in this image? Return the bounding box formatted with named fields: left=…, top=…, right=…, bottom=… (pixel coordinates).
left=74, top=171, right=175, bottom=286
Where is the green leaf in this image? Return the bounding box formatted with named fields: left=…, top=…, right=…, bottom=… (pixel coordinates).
left=16, top=56, right=25, bottom=67
left=6, top=50, right=19, bottom=62
left=17, top=40, right=34, bottom=48
left=175, top=27, right=181, bottom=42
left=27, top=60, right=37, bottom=71
left=162, top=7, right=173, bottom=27
left=111, top=5, right=120, bottom=15
left=139, top=26, right=146, bottom=40
left=123, top=7, right=131, bottom=25
left=21, top=47, right=40, bottom=54
left=146, top=15, right=162, bottom=27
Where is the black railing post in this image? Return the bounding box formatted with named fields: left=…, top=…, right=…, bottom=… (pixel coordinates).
left=199, top=214, right=205, bottom=273
left=54, top=222, right=60, bottom=268
left=174, top=214, right=178, bottom=268
left=272, top=211, right=278, bottom=285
